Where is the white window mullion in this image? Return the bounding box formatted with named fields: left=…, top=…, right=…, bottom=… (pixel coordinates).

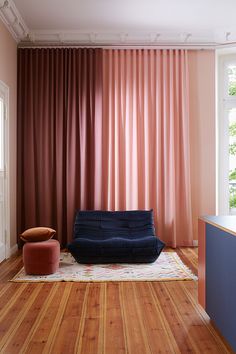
left=218, top=55, right=236, bottom=215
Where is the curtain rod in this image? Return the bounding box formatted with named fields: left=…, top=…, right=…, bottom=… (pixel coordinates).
left=17, top=43, right=217, bottom=50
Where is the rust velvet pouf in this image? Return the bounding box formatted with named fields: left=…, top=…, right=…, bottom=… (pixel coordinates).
left=23, top=239, right=60, bottom=275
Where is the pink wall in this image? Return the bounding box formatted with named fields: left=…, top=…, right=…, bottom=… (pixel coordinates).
left=0, top=19, right=17, bottom=248
left=189, top=50, right=216, bottom=241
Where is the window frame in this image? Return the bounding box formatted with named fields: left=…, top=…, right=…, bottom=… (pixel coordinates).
left=217, top=54, right=236, bottom=214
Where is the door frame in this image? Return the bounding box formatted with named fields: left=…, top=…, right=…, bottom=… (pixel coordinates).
left=0, top=80, right=10, bottom=259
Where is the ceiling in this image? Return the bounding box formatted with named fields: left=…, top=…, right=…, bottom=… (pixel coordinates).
left=1, top=0, right=236, bottom=47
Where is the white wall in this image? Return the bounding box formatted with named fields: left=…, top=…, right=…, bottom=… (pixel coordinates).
left=0, top=18, right=17, bottom=249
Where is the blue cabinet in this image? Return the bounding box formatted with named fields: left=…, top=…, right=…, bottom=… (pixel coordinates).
left=205, top=223, right=236, bottom=351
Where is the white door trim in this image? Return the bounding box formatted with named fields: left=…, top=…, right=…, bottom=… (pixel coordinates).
left=0, top=80, right=10, bottom=260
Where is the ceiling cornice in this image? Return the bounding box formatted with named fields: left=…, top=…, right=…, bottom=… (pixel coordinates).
left=0, top=0, right=28, bottom=41
left=1, top=0, right=236, bottom=49
left=19, top=30, right=219, bottom=48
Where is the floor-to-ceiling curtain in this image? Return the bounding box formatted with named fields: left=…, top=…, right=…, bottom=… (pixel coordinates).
left=101, top=49, right=193, bottom=247
left=17, top=48, right=193, bottom=247
left=17, top=48, right=103, bottom=246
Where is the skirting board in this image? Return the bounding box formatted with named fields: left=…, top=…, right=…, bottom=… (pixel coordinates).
left=6, top=244, right=18, bottom=258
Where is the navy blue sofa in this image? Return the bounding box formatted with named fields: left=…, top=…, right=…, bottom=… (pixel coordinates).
left=67, top=210, right=165, bottom=263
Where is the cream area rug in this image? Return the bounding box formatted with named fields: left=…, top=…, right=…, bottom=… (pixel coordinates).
left=11, top=252, right=197, bottom=283
left=12, top=252, right=197, bottom=282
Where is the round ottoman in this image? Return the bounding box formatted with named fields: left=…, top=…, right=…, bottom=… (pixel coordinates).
left=23, top=239, right=60, bottom=275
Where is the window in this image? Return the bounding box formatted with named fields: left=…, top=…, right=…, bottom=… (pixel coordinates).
left=218, top=55, right=236, bottom=214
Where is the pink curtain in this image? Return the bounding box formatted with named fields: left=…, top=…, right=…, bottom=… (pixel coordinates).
left=18, top=48, right=193, bottom=247
left=101, top=49, right=193, bottom=246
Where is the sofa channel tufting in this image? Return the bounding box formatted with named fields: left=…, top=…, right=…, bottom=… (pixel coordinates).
left=67, top=210, right=165, bottom=263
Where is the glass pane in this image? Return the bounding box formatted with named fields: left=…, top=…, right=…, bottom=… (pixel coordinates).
left=228, top=65, right=236, bottom=96
left=229, top=107, right=236, bottom=211
left=0, top=98, right=3, bottom=170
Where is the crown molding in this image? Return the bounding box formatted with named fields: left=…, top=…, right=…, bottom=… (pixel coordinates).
left=1, top=0, right=236, bottom=49
left=0, top=0, right=28, bottom=42
left=17, top=30, right=236, bottom=49
left=18, top=30, right=218, bottom=48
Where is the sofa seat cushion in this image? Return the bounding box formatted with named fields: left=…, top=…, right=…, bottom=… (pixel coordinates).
left=71, top=235, right=158, bottom=249
left=68, top=236, right=165, bottom=263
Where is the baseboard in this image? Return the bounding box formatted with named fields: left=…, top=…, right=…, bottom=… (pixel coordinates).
left=6, top=244, right=18, bottom=258
left=193, top=240, right=198, bottom=247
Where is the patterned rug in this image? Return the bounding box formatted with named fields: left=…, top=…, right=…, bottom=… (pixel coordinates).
left=11, top=251, right=197, bottom=283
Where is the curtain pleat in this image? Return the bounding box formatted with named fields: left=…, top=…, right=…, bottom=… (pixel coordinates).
left=17, top=47, right=193, bottom=247
left=17, top=48, right=103, bottom=245
left=102, top=49, right=193, bottom=246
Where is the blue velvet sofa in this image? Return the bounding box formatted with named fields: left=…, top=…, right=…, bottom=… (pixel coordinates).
left=67, top=210, right=165, bottom=263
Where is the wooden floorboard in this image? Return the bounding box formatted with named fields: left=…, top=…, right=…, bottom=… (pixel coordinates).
left=0, top=248, right=234, bottom=354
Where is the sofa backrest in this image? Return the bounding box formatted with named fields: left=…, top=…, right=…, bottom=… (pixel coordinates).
left=73, top=210, right=156, bottom=239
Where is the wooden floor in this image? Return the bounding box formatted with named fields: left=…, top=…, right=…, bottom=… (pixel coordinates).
left=0, top=248, right=233, bottom=354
